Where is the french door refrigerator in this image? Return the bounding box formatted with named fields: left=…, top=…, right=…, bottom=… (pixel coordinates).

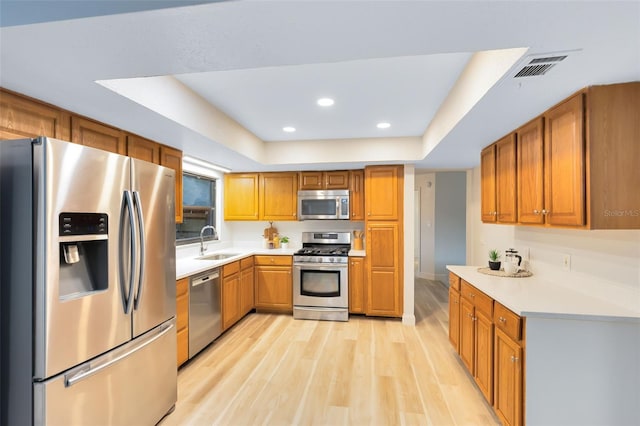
left=0, top=137, right=177, bottom=425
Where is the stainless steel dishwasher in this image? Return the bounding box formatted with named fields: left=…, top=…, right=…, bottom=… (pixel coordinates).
left=189, top=268, right=222, bottom=358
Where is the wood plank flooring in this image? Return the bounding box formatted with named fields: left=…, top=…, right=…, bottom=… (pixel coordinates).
left=160, top=279, right=499, bottom=425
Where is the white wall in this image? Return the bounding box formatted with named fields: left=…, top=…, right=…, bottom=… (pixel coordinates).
left=415, top=173, right=436, bottom=279
left=467, top=166, right=640, bottom=311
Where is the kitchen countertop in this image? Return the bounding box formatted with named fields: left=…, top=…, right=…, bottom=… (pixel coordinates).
left=447, top=265, right=640, bottom=322
left=177, top=247, right=367, bottom=280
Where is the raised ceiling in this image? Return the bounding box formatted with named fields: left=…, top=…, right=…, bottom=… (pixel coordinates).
left=1, top=1, right=638, bottom=172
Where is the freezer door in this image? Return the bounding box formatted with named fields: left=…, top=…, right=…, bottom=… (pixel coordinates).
left=35, top=139, right=132, bottom=380
left=130, top=159, right=176, bottom=337
left=34, top=319, right=177, bottom=426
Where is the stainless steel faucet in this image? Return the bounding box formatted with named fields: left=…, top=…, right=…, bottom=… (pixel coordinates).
left=199, top=225, right=218, bottom=255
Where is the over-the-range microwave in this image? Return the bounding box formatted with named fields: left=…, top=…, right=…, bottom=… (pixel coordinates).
left=298, top=189, right=349, bottom=220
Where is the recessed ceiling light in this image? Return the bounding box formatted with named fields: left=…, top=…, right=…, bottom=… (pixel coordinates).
left=317, top=98, right=335, bottom=107
left=377, top=122, right=391, bottom=129
left=283, top=126, right=296, bottom=133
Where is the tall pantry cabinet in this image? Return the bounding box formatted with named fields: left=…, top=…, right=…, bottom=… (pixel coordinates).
left=364, top=165, right=404, bottom=317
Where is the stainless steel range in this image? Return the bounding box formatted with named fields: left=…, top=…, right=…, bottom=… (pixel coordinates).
left=293, top=232, right=351, bottom=321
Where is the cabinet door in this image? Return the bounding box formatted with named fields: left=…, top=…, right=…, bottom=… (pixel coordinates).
left=349, top=170, right=365, bottom=221
left=366, top=223, right=401, bottom=317
left=222, top=273, right=241, bottom=331
left=495, top=134, right=517, bottom=223
left=0, top=89, right=70, bottom=140
left=240, top=265, right=255, bottom=316
left=325, top=170, right=349, bottom=189
left=160, top=145, right=184, bottom=224
left=517, top=117, right=545, bottom=224
left=71, top=116, right=126, bottom=154
left=494, top=328, right=523, bottom=426
left=176, top=277, right=189, bottom=367
left=475, top=310, right=494, bottom=404
left=299, top=171, right=323, bottom=189
left=459, top=297, right=475, bottom=374
left=481, top=145, right=497, bottom=222
left=224, top=173, right=259, bottom=220
left=448, top=287, right=461, bottom=352
left=365, top=165, right=402, bottom=220
left=254, top=266, right=292, bottom=311
left=260, top=172, right=298, bottom=221
left=349, top=257, right=365, bottom=314
left=127, top=134, right=160, bottom=164
left=544, top=93, right=585, bottom=226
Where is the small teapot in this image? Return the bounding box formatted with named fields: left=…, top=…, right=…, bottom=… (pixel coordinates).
left=505, top=248, right=522, bottom=266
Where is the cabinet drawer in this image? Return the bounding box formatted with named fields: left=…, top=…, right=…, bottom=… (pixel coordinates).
left=176, top=293, right=189, bottom=331
left=241, top=256, right=254, bottom=269
left=448, top=272, right=461, bottom=291
left=223, top=260, right=240, bottom=276
left=254, top=255, right=292, bottom=266
left=176, top=277, right=189, bottom=297
left=460, top=280, right=493, bottom=317
left=494, top=302, right=522, bottom=341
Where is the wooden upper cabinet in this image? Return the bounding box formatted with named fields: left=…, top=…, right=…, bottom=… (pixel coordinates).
left=127, top=134, right=160, bottom=163
left=299, top=170, right=349, bottom=190
left=0, top=89, right=70, bottom=141
left=544, top=93, right=585, bottom=227
left=259, top=172, right=298, bottom=221
left=517, top=117, right=545, bottom=224
left=365, top=165, right=403, bottom=221
left=224, top=173, right=259, bottom=220
left=349, top=169, right=365, bottom=221
left=481, top=145, right=497, bottom=222
left=71, top=116, right=126, bottom=155
left=160, top=145, right=183, bottom=224
left=495, top=134, right=517, bottom=223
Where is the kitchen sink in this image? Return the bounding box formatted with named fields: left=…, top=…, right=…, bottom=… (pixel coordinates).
left=197, top=253, right=241, bottom=261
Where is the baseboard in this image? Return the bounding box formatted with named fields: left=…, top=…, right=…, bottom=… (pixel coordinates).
left=402, top=313, right=416, bottom=326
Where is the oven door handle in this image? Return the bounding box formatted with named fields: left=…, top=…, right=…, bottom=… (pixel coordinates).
left=294, top=263, right=348, bottom=270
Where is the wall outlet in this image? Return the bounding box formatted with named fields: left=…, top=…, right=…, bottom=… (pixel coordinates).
left=562, top=254, right=571, bottom=271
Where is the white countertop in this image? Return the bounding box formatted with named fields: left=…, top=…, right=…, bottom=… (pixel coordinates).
left=177, top=247, right=367, bottom=280
left=447, top=265, right=640, bottom=322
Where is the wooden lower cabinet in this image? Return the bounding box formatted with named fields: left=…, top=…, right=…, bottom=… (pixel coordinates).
left=254, top=255, right=292, bottom=312
left=348, top=257, right=365, bottom=314
left=494, top=327, right=523, bottom=426
left=240, top=257, right=255, bottom=316
left=176, top=277, right=189, bottom=367
left=366, top=222, right=402, bottom=317
left=449, top=273, right=524, bottom=420
left=222, top=261, right=242, bottom=331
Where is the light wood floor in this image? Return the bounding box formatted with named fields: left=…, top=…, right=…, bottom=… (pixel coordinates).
left=160, top=279, right=500, bottom=425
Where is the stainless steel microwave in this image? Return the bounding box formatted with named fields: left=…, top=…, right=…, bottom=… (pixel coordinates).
left=298, top=190, right=349, bottom=220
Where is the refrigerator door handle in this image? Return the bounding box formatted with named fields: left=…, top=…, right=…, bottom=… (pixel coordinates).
left=120, top=190, right=136, bottom=314
left=133, top=190, right=145, bottom=310
left=64, top=321, right=174, bottom=387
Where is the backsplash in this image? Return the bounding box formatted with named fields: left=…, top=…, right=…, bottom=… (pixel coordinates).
left=467, top=167, right=640, bottom=312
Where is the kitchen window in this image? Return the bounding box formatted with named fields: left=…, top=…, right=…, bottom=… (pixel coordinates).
left=176, top=172, right=218, bottom=245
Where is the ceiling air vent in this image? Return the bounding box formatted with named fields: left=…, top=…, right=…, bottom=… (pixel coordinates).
left=513, top=55, right=568, bottom=78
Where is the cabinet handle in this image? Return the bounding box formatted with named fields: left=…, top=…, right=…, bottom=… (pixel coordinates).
left=511, top=355, right=519, bottom=363
left=533, top=209, right=540, bottom=215
left=368, top=212, right=371, bottom=216
left=542, top=209, right=549, bottom=215
left=472, top=316, right=477, bottom=321
left=499, top=316, right=506, bottom=323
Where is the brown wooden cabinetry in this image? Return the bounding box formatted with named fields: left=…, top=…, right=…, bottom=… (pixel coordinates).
left=224, top=173, right=260, bottom=220
left=299, top=170, right=349, bottom=190
left=481, top=134, right=516, bottom=223
left=254, top=255, right=292, bottom=312
left=222, top=261, right=242, bottom=331
left=259, top=172, right=298, bottom=221
left=517, top=117, right=545, bottom=224
left=127, top=134, right=160, bottom=163
left=71, top=116, right=126, bottom=154
left=348, top=256, right=365, bottom=314
left=240, top=257, right=255, bottom=316
left=365, top=165, right=401, bottom=220
left=460, top=280, right=494, bottom=404
left=448, top=272, right=461, bottom=351
left=349, top=169, right=365, bottom=221
left=176, top=277, right=189, bottom=367
left=0, top=89, right=70, bottom=140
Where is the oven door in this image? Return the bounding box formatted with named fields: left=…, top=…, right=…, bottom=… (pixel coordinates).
left=293, top=262, right=348, bottom=308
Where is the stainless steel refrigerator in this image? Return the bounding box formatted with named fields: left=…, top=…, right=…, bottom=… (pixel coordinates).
left=0, top=137, right=177, bottom=425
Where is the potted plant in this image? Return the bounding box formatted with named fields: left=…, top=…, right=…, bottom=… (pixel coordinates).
left=488, top=249, right=501, bottom=271
left=280, top=236, right=290, bottom=249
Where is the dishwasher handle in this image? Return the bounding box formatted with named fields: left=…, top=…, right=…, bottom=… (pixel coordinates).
left=192, top=269, right=220, bottom=287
